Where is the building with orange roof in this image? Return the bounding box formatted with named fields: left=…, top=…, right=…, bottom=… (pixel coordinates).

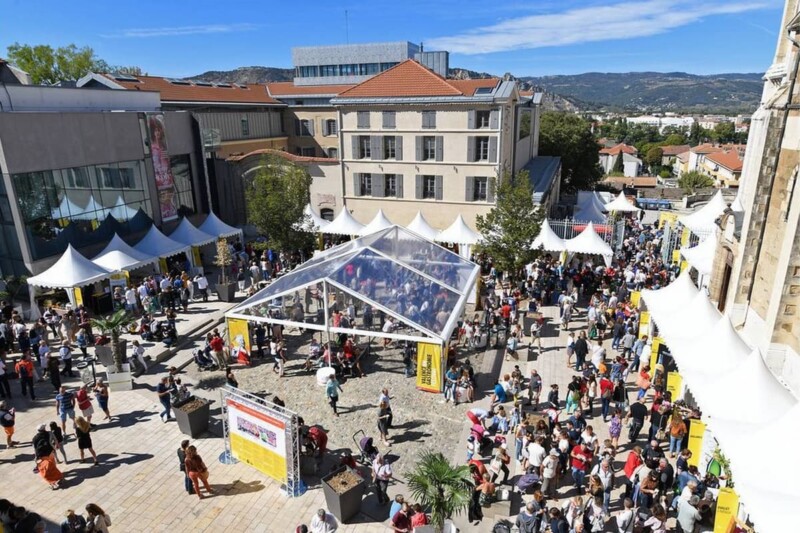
left=598, top=143, right=642, bottom=177
left=700, top=150, right=744, bottom=187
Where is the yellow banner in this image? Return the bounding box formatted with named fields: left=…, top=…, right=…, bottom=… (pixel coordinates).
left=672, top=249, right=681, bottom=264
left=638, top=311, right=650, bottom=339
left=666, top=372, right=683, bottom=400
left=192, top=246, right=202, bottom=266
left=74, top=287, right=83, bottom=307
left=687, top=420, right=706, bottom=467
left=649, top=337, right=661, bottom=370
left=659, top=212, right=679, bottom=228
left=714, top=487, right=739, bottom=533
left=681, top=228, right=691, bottom=246
left=158, top=258, right=168, bottom=273
left=680, top=260, right=689, bottom=273
left=630, top=291, right=641, bottom=308
left=416, top=342, right=443, bottom=393
left=227, top=318, right=251, bottom=354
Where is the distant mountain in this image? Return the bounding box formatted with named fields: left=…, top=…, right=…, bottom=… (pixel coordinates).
left=188, top=67, right=762, bottom=114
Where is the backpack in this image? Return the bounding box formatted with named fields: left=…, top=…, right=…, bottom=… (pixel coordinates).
left=33, top=433, right=53, bottom=458
left=17, top=362, right=28, bottom=378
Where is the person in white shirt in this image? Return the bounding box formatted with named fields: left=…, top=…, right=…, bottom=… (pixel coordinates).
left=137, top=283, right=149, bottom=301
left=309, top=508, right=338, bottom=533
left=130, top=340, right=147, bottom=373
left=590, top=458, right=614, bottom=512
left=159, top=277, right=171, bottom=291
left=591, top=341, right=606, bottom=371
left=194, top=274, right=209, bottom=302
left=616, top=498, right=635, bottom=532
left=525, top=436, right=546, bottom=471
left=124, top=287, right=138, bottom=313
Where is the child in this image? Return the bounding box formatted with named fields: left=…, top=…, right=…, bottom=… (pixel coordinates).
left=509, top=403, right=521, bottom=433
left=466, top=436, right=476, bottom=461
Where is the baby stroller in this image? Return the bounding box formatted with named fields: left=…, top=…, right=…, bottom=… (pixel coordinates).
left=193, top=348, right=218, bottom=371
left=353, top=430, right=379, bottom=466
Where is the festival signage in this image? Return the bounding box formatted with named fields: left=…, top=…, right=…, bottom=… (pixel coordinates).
left=638, top=311, right=650, bottom=339
left=659, top=211, right=679, bottom=229
left=147, top=114, right=178, bottom=222
left=714, top=487, right=739, bottom=533
left=666, top=372, right=683, bottom=400
left=226, top=398, right=288, bottom=482
left=630, top=291, right=641, bottom=308
left=73, top=288, right=83, bottom=307
left=687, top=420, right=706, bottom=467
left=227, top=318, right=251, bottom=354
left=416, top=342, right=443, bottom=393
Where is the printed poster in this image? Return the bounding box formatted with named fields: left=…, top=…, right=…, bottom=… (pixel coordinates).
left=227, top=398, right=287, bottom=483
left=227, top=318, right=251, bottom=355
left=630, top=291, right=640, bottom=308
left=714, top=487, right=739, bottom=533
left=687, top=420, right=706, bottom=468
left=416, top=342, right=443, bottom=393
left=638, top=311, right=650, bottom=339
left=73, top=288, right=83, bottom=307
left=666, top=372, right=683, bottom=400
left=148, top=114, right=178, bottom=222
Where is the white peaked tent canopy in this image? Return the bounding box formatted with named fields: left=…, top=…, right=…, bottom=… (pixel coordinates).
left=198, top=211, right=242, bottom=240
left=169, top=217, right=217, bottom=247
left=691, top=349, right=796, bottom=426
left=51, top=195, right=107, bottom=220
left=573, top=200, right=607, bottom=224
left=604, top=191, right=640, bottom=212
left=640, top=270, right=699, bottom=318
left=134, top=225, right=189, bottom=258
left=680, top=190, right=727, bottom=233
left=680, top=232, right=717, bottom=276
left=565, top=222, right=613, bottom=262
left=436, top=215, right=481, bottom=245
left=93, top=233, right=158, bottom=272
left=301, top=204, right=330, bottom=231
left=319, top=208, right=365, bottom=236
left=359, top=209, right=394, bottom=236
left=532, top=219, right=567, bottom=252
left=107, top=197, right=139, bottom=221
left=654, top=291, right=720, bottom=341
left=28, top=245, right=112, bottom=288
left=731, top=191, right=745, bottom=212
left=406, top=211, right=440, bottom=241
left=669, top=316, right=750, bottom=379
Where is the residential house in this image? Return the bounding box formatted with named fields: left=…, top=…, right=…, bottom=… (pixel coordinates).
left=598, top=143, right=641, bottom=177
left=660, top=145, right=691, bottom=167
left=700, top=150, right=744, bottom=187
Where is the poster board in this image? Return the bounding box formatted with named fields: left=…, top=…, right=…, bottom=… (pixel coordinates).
left=714, top=488, right=739, bottom=533
left=666, top=372, right=683, bottom=400
left=630, top=291, right=641, bottom=308
left=227, top=318, right=251, bottom=354
left=659, top=211, right=679, bottom=229
left=638, top=311, right=650, bottom=339
left=687, top=420, right=706, bottom=467
left=416, top=342, right=443, bottom=393
left=226, top=396, right=288, bottom=482
left=73, top=287, right=83, bottom=307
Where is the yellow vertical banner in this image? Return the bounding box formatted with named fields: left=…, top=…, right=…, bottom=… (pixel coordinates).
left=630, top=291, right=641, bottom=308
left=687, top=420, right=706, bottom=467
left=73, top=287, right=83, bottom=307
left=192, top=246, right=202, bottom=266
left=416, top=342, right=443, bottom=393
left=226, top=318, right=251, bottom=354
left=714, top=487, right=739, bottom=533
left=666, top=372, right=683, bottom=400
left=638, top=311, right=650, bottom=339
left=681, top=228, right=691, bottom=246
left=158, top=258, right=168, bottom=273
left=672, top=249, right=681, bottom=264
left=680, top=260, right=689, bottom=272
left=649, top=337, right=661, bottom=370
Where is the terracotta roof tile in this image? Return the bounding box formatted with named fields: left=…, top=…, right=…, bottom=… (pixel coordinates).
left=660, top=145, right=691, bottom=156
left=690, top=143, right=724, bottom=154
left=449, top=78, right=500, bottom=96
left=705, top=150, right=743, bottom=172
left=602, top=176, right=658, bottom=187
left=102, top=74, right=282, bottom=105
left=599, top=143, right=638, bottom=156
left=226, top=148, right=337, bottom=164
left=266, top=82, right=355, bottom=97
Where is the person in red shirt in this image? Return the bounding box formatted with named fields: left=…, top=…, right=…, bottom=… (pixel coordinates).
left=75, top=384, right=94, bottom=424
left=410, top=504, right=429, bottom=529
left=500, top=303, right=512, bottom=329
left=15, top=353, right=35, bottom=400
left=621, top=445, right=644, bottom=499
left=598, top=375, right=615, bottom=421
left=391, top=502, right=412, bottom=532
left=570, top=442, right=592, bottom=493
left=209, top=335, right=226, bottom=369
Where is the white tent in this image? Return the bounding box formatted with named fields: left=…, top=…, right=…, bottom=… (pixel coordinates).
left=680, top=190, right=727, bottom=234
left=359, top=209, right=394, bottom=236
left=198, top=211, right=242, bottom=240
left=604, top=191, right=640, bottom=212
left=680, top=232, right=717, bottom=276
left=134, top=225, right=190, bottom=258
left=669, top=316, right=750, bottom=379
left=653, top=291, right=720, bottom=341
left=406, top=211, right=440, bottom=241
left=691, top=350, right=796, bottom=426
left=532, top=219, right=567, bottom=252
left=93, top=233, right=158, bottom=272
left=169, top=217, right=217, bottom=247
left=640, top=270, right=699, bottom=318
left=28, top=244, right=112, bottom=288
left=436, top=215, right=481, bottom=245
left=573, top=193, right=608, bottom=223
left=107, top=197, right=140, bottom=221
left=319, top=208, right=365, bottom=236
left=51, top=195, right=107, bottom=221
left=565, top=222, right=613, bottom=265
left=299, top=204, right=330, bottom=232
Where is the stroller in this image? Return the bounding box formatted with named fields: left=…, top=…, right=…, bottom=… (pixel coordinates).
left=353, top=430, right=379, bottom=466
left=192, top=348, right=218, bottom=371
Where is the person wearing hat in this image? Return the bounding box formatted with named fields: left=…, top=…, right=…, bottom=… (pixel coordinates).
left=541, top=448, right=560, bottom=498
left=309, top=508, right=338, bottom=533
left=58, top=340, right=75, bottom=378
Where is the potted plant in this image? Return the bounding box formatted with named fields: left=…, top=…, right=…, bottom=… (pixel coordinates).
left=321, top=465, right=366, bottom=523
left=90, top=309, right=136, bottom=391
left=173, top=396, right=211, bottom=438
left=406, top=451, right=473, bottom=533
left=213, top=238, right=237, bottom=302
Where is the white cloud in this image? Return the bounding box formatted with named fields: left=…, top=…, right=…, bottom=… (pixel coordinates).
left=427, top=0, right=768, bottom=54
left=101, top=23, right=258, bottom=39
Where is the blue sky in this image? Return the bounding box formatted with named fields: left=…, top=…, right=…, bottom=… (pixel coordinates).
left=0, top=0, right=786, bottom=77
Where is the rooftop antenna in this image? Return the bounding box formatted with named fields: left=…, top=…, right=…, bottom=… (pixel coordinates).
left=345, top=10, right=350, bottom=44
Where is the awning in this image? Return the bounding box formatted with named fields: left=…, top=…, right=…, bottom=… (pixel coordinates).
left=565, top=222, right=613, bottom=258
left=604, top=191, right=640, bottom=212
left=653, top=291, right=720, bottom=341
left=668, top=316, right=750, bottom=380
left=436, top=215, right=481, bottom=245
left=28, top=245, right=112, bottom=288
left=406, top=211, right=440, bottom=241
left=532, top=219, right=567, bottom=252
left=359, top=209, right=394, bottom=236
left=679, top=190, right=727, bottom=234
left=133, top=226, right=190, bottom=258
left=169, top=217, right=217, bottom=247
left=319, top=209, right=365, bottom=236
left=297, top=204, right=330, bottom=232
left=198, top=211, right=242, bottom=240
left=640, top=270, right=699, bottom=318
left=680, top=232, right=717, bottom=276
left=92, top=233, right=159, bottom=272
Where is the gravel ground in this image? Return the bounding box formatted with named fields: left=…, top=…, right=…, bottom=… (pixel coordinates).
left=185, top=319, right=489, bottom=478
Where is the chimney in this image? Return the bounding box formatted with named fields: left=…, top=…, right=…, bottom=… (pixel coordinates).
left=419, top=42, right=424, bottom=53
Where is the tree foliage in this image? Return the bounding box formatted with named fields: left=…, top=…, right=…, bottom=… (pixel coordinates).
left=475, top=171, right=543, bottom=280
left=90, top=310, right=136, bottom=372
left=644, top=146, right=663, bottom=167
left=6, top=42, right=144, bottom=84
left=663, top=133, right=687, bottom=146
left=406, top=451, right=474, bottom=533
left=245, top=155, right=314, bottom=252
left=678, top=171, right=715, bottom=193
left=213, top=238, right=233, bottom=284
left=539, top=112, right=603, bottom=191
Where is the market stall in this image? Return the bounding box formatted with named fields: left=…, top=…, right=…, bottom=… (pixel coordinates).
left=359, top=209, right=394, bottom=237
left=405, top=211, right=440, bottom=241
left=435, top=215, right=481, bottom=260
left=531, top=219, right=567, bottom=252
left=564, top=222, right=613, bottom=266
left=603, top=191, right=641, bottom=213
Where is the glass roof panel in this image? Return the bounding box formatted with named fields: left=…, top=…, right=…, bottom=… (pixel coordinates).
left=327, top=249, right=461, bottom=337
left=293, top=240, right=360, bottom=274
left=326, top=284, right=429, bottom=340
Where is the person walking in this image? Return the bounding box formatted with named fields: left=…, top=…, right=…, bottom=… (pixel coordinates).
left=33, top=423, right=62, bottom=489
left=85, top=504, right=111, bottom=533
left=570, top=441, right=592, bottom=494
left=48, top=421, right=67, bottom=463
left=178, top=439, right=194, bottom=494
left=184, top=445, right=214, bottom=499
left=209, top=333, right=226, bottom=370
left=0, top=356, right=11, bottom=399
left=379, top=388, right=393, bottom=428
left=14, top=353, right=35, bottom=400
left=157, top=376, right=174, bottom=422
left=668, top=412, right=688, bottom=458
left=372, top=454, right=393, bottom=505
left=310, top=508, right=338, bottom=532
left=59, top=341, right=75, bottom=377
left=55, top=386, right=76, bottom=434
left=0, top=401, right=17, bottom=449
left=626, top=398, right=648, bottom=442
left=75, top=384, right=94, bottom=425
left=377, top=401, right=392, bottom=446
left=93, top=378, right=111, bottom=420
left=75, top=416, right=98, bottom=464
left=326, top=375, right=343, bottom=417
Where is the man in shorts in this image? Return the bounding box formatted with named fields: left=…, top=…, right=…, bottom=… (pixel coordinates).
left=55, top=386, right=76, bottom=433
left=0, top=401, right=18, bottom=449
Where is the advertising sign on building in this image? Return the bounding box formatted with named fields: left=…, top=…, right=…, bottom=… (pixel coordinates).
left=147, top=114, right=178, bottom=222
left=226, top=398, right=288, bottom=483
left=416, top=342, right=443, bottom=393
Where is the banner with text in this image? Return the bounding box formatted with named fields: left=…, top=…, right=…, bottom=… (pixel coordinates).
left=687, top=420, right=706, bottom=468
left=714, top=487, right=739, bottom=533
left=416, top=342, right=443, bottom=393
left=148, top=113, right=178, bottom=222
left=227, top=398, right=287, bottom=483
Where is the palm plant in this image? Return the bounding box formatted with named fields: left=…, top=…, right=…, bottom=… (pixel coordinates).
left=90, top=309, right=136, bottom=372
left=406, top=451, right=474, bottom=533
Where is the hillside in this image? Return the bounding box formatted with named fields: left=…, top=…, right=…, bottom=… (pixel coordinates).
left=189, top=67, right=762, bottom=114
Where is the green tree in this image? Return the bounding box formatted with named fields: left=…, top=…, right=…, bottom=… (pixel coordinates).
left=539, top=112, right=603, bottom=191
left=678, top=171, right=714, bottom=193
left=689, top=122, right=708, bottom=145
left=475, top=171, right=543, bottom=281
left=644, top=146, right=664, bottom=168
left=712, top=122, right=736, bottom=144
left=613, top=151, right=625, bottom=174
left=90, top=310, right=136, bottom=372
left=246, top=155, right=314, bottom=252
left=663, top=133, right=687, bottom=146
left=6, top=43, right=104, bottom=84
left=406, top=451, right=474, bottom=533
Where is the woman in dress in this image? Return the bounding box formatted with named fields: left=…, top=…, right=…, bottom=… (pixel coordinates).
left=184, top=445, right=214, bottom=499
left=377, top=400, right=392, bottom=446
left=49, top=421, right=67, bottom=464
left=75, top=416, right=98, bottom=464
left=608, top=409, right=623, bottom=451
left=85, top=503, right=111, bottom=533
left=93, top=378, right=111, bottom=420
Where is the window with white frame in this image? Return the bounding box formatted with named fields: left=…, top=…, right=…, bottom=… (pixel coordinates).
left=477, top=110, right=491, bottom=128
left=383, top=136, right=397, bottom=159
left=422, top=136, right=436, bottom=161
left=327, top=147, right=338, bottom=159
left=360, top=173, right=373, bottom=196
left=325, top=119, right=338, bottom=136
left=422, top=175, right=436, bottom=199
left=476, top=137, right=490, bottom=161
left=473, top=177, right=488, bottom=201
left=359, top=136, right=371, bottom=159
left=384, top=174, right=397, bottom=197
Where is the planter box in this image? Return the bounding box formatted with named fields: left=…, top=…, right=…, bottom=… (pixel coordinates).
left=173, top=397, right=211, bottom=438
left=322, top=466, right=366, bottom=523
left=106, top=363, right=132, bottom=392
left=215, top=282, right=237, bottom=302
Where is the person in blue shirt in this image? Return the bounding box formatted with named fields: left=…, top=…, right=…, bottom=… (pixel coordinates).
left=325, top=375, right=343, bottom=417
left=444, top=365, right=459, bottom=404
left=388, top=494, right=405, bottom=521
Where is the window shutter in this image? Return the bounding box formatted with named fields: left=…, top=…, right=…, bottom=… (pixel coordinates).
left=468, top=111, right=476, bottom=129
left=465, top=176, right=474, bottom=202
left=383, top=111, right=395, bottom=129
left=395, top=136, right=403, bottom=161
left=415, top=136, right=423, bottom=161
left=487, top=177, right=496, bottom=203
left=467, top=137, right=475, bottom=162
left=489, top=109, right=499, bottom=129
left=332, top=120, right=338, bottom=135
left=353, top=173, right=361, bottom=196
left=435, top=136, right=444, bottom=162
left=371, top=136, right=381, bottom=160
left=430, top=111, right=437, bottom=128
left=373, top=174, right=385, bottom=197
left=352, top=136, right=360, bottom=159
left=294, top=119, right=301, bottom=136
left=415, top=175, right=423, bottom=199
left=421, top=111, right=428, bottom=129
left=435, top=175, right=443, bottom=200
left=396, top=174, right=404, bottom=198
left=308, top=120, right=315, bottom=137
left=489, top=137, right=498, bottom=162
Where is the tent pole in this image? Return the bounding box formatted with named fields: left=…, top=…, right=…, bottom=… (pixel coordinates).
left=322, top=281, right=331, bottom=368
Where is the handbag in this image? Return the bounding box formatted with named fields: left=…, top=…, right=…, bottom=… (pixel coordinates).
left=655, top=429, right=666, bottom=441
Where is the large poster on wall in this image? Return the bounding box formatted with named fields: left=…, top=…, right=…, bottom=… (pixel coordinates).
left=416, top=342, right=443, bottom=393
left=147, top=114, right=178, bottom=222
left=226, top=398, right=288, bottom=483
